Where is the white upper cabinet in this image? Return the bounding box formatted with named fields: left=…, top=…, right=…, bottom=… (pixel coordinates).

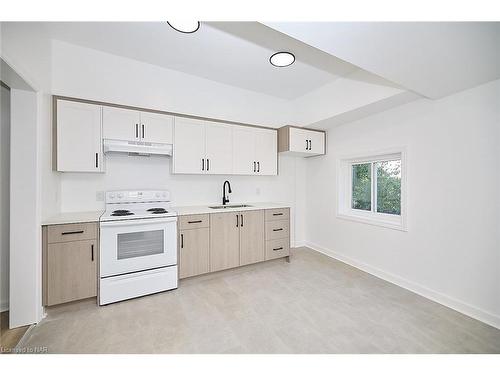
left=139, top=112, right=173, bottom=144
left=56, top=100, right=103, bottom=173
left=278, top=126, right=325, bottom=157
left=233, top=127, right=277, bottom=176
left=173, top=117, right=206, bottom=174
left=233, top=127, right=256, bottom=175
left=205, top=122, right=233, bottom=175
left=103, top=106, right=173, bottom=144
left=173, top=118, right=234, bottom=175
left=255, top=129, right=277, bottom=175
left=102, top=106, right=140, bottom=142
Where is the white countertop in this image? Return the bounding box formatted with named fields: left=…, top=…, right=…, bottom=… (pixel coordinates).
left=172, top=202, right=290, bottom=216
left=42, top=211, right=104, bottom=226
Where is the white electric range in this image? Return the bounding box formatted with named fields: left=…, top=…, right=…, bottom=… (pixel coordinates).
left=99, top=190, right=178, bottom=305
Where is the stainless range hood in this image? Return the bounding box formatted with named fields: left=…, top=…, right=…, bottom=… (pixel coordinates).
left=103, top=139, right=172, bottom=156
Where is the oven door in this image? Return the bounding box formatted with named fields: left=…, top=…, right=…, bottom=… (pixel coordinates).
left=100, top=216, right=177, bottom=278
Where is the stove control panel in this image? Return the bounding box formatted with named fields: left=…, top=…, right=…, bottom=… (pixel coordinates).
left=106, top=190, right=170, bottom=204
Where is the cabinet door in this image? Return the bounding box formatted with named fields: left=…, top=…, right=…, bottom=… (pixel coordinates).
left=173, top=117, right=206, bottom=174
left=102, top=106, right=140, bottom=142
left=140, top=112, right=173, bottom=144
left=308, top=130, right=325, bottom=155
left=47, top=239, right=97, bottom=306
left=233, top=127, right=256, bottom=175
left=179, top=228, right=210, bottom=279
left=210, top=212, right=240, bottom=272
left=255, top=129, right=277, bottom=175
left=205, top=121, right=233, bottom=175
left=239, top=210, right=265, bottom=266
left=289, top=127, right=310, bottom=153
left=56, top=100, right=103, bottom=172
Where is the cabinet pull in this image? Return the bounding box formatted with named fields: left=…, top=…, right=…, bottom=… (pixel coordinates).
left=202, top=158, right=205, bottom=171
left=272, top=228, right=283, bottom=232
left=236, top=214, right=239, bottom=227
left=61, top=230, right=84, bottom=235
left=181, top=234, right=184, bottom=249
left=272, top=213, right=283, bottom=216
left=142, top=124, right=145, bottom=139
left=95, top=153, right=99, bottom=169
left=273, top=247, right=283, bottom=251
left=257, top=161, right=260, bottom=173
left=136, top=124, right=139, bottom=138
left=91, top=244, right=94, bottom=261
left=253, top=161, right=256, bottom=173
left=305, top=139, right=308, bottom=150
left=207, top=158, right=210, bottom=171
left=309, top=140, right=312, bottom=150
left=187, top=220, right=202, bottom=224
left=240, top=214, right=243, bottom=227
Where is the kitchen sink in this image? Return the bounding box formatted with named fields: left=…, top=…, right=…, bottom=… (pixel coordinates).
left=208, top=204, right=253, bottom=209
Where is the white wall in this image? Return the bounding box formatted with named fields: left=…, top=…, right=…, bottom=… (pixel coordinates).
left=51, top=40, right=291, bottom=127
left=9, top=89, right=43, bottom=327
left=0, top=84, right=10, bottom=312
left=305, top=79, right=500, bottom=328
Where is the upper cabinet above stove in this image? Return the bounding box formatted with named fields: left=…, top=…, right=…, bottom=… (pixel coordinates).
left=278, top=126, right=326, bottom=157
left=103, top=106, right=173, bottom=144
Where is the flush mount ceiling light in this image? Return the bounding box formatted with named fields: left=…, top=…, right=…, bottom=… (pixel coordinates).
left=269, top=52, right=295, bottom=67
left=167, top=21, right=200, bottom=34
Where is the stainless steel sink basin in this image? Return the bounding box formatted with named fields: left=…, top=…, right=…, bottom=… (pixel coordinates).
left=208, top=204, right=253, bottom=209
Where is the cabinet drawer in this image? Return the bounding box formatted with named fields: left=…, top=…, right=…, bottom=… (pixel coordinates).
left=265, top=208, right=289, bottom=222
left=179, top=214, right=210, bottom=230
left=47, top=222, right=97, bottom=243
left=265, top=238, right=290, bottom=260
left=265, top=220, right=289, bottom=240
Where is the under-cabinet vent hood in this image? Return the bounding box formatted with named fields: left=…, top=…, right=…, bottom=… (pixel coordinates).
left=103, top=139, right=172, bottom=156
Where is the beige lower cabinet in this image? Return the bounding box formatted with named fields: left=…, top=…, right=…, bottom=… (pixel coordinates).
left=178, top=207, right=289, bottom=278
left=239, top=210, right=265, bottom=266
left=43, top=222, right=98, bottom=306
left=179, top=227, right=210, bottom=279
left=210, top=212, right=240, bottom=272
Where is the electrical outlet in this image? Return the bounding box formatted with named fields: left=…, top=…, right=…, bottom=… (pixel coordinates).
left=96, top=191, right=104, bottom=201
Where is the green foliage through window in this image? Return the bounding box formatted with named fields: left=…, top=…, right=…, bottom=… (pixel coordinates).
left=351, top=159, right=401, bottom=216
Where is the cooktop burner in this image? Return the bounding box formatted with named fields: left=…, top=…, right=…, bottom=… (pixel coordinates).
left=147, top=208, right=168, bottom=213
left=111, top=210, right=134, bottom=216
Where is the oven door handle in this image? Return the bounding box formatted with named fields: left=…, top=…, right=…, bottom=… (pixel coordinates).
left=100, top=216, right=177, bottom=227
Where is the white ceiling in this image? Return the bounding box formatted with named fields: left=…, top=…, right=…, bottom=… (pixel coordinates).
left=39, top=22, right=363, bottom=100
left=266, top=22, right=500, bottom=99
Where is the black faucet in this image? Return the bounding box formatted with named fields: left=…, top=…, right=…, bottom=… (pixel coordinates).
left=222, top=180, right=232, bottom=205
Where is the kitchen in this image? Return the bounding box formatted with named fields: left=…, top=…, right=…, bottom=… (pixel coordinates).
left=1, top=10, right=500, bottom=370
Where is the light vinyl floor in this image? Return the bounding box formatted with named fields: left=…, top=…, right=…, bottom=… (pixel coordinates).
left=21, top=247, right=500, bottom=353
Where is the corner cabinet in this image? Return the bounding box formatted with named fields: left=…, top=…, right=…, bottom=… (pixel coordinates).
left=278, top=125, right=326, bottom=157
left=55, top=99, right=104, bottom=172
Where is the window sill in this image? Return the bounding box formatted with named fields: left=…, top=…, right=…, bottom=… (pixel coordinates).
left=336, top=212, right=407, bottom=232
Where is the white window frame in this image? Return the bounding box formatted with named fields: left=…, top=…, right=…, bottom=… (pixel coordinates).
left=337, top=148, right=407, bottom=231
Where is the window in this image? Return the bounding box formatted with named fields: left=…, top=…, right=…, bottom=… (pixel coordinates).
left=338, top=150, right=406, bottom=230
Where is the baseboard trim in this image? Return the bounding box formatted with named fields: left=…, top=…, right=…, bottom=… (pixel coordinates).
left=305, top=241, right=500, bottom=330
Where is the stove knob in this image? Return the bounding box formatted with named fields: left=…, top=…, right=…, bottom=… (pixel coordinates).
left=117, top=193, right=123, bottom=199
left=155, top=192, right=160, bottom=198
left=162, top=192, right=167, bottom=197
left=109, top=193, right=115, bottom=199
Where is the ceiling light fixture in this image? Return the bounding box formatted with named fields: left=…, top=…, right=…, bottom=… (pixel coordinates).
left=167, top=21, right=200, bottom=34
left=269, top=52, right=295, bottom=67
